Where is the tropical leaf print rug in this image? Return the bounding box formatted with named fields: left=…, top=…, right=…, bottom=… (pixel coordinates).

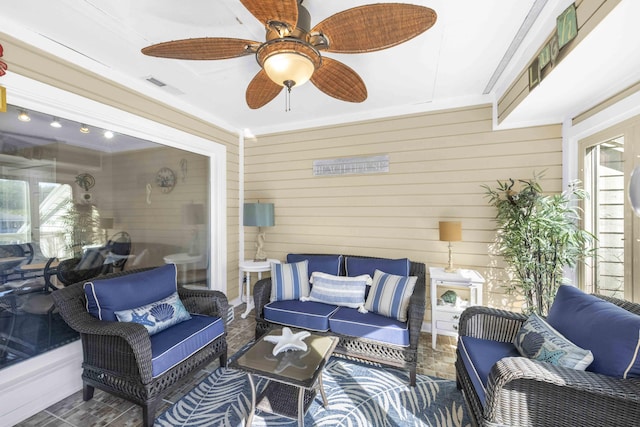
left=155, top=357, right=469, bottom=426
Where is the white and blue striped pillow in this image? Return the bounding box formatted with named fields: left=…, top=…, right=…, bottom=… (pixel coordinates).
left=303, top=272, right=372, bottom=309
left=365, top=269, right=417, bottom=322
left=270, top=260, right=310, bottom=302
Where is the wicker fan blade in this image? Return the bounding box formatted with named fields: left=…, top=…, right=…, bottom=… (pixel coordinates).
left=311, top=57, right=367, bottom=103
left=141, top=38, right=257, bottom=60
left=246, top=69, right=284, bottom=109
left=240, top=0, right=298, bottom=29
left=311, top=4, right=437, bottom=54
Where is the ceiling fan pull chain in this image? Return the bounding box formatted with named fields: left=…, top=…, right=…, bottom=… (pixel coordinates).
left=284, top=80, right=295, bottom=112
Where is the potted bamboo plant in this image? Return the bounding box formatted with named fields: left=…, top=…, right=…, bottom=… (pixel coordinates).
left=483, top=174, right=593, bottom=316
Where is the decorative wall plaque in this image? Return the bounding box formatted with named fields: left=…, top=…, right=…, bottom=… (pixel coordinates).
left=313, top=155, right=389, bottom=176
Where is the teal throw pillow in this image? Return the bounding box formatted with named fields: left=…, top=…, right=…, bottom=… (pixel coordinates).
left=513, top=313, right=594, bottom=370
left=114, top=291, right=191, bottom=335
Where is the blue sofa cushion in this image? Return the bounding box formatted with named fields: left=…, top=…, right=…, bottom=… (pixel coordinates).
left=364, top=270, right=417, bottom=322
left=270, top=260, right=310, bottom=302
left=84, top=264, right=178, bottom=321
left=513, top=313, right=593, bottom=370
left=114, top=291, right=191, bottom=336
left=286, top=254, right=343, bottom=278
left=345, top=256, right=409, bottom=278
left=328, top=307, right=410, bottom=346
left=458, top=336, right=520, bottom=406
left=263, top=300, right=338, bottom=332
left=150, top=313, right=224, bottom=377
left=547, top=285, right=640, bottom=378
left=304, top=272, right=371, bottom=309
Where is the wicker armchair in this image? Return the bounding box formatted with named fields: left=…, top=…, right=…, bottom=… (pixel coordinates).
left=455, top=295, right=640, bottom=427
left=51, top=267, right=228, bottom=427
left=254, top=254, right=426, bottom=386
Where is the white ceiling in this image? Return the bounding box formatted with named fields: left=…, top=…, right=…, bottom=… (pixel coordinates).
left=1, top=0, right=639, bottom=136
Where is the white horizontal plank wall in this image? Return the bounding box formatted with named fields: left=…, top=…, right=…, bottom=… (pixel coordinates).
left=244, top=105, right=562, bottom=312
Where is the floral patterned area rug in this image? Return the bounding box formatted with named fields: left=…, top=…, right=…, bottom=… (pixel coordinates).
left=156, top=357, right=469, bottom=427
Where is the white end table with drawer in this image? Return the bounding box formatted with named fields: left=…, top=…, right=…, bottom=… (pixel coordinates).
left=429, top=267, right=484, bottom=349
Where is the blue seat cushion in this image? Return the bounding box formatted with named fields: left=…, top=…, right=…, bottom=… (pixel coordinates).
left=345, top=256, right=410, bottom=278
left=328, top=307, right=410, bottom=346
left=286, top=254, right=343, bottom=278
left=150, top=314, right=224, bottom=377
left=458, top=336, right=520, bottom=406
left=84, top=264, right=178, bottom=321
left=547, top=285, right=640, bottom=378
left=263, top=300, right=338, bottom=332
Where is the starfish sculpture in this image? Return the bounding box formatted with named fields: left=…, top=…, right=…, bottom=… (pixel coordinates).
left=264, top=327, right=311, bottom=356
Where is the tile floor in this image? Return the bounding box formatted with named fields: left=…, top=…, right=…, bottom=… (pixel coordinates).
left=14, top=305, right=457, bottom=427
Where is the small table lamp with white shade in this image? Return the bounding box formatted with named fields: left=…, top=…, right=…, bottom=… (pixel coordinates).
left=439, top=221, right=462, bottom=273
left=244, top=202, right=275, bottom=261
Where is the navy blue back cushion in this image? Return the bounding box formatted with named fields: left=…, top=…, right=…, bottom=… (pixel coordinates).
left=286, top=254, right=342, bottom=278
left=345, top=257, right=410, bottom=278
left=547, top=285, right=640, bottom=378
left=84, top=263, right=178, bottom=321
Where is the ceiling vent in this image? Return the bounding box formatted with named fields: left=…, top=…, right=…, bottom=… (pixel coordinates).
left=143, top=76, right=184, bottom=95
left=145, top=76, right=167, bottom=87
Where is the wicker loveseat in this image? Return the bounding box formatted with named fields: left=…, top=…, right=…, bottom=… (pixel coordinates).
left=254, top=253, right=426, bottom=386
left=456, top=285, right=640, bottom=427
left=52, top=264, right=228, bottom=427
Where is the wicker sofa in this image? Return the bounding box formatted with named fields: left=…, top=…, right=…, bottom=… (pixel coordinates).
left=456, top=285, right=640, bottom=427
left=253, top=253, right=426, bottom=386
left=52, top=264, right=228, bottom=427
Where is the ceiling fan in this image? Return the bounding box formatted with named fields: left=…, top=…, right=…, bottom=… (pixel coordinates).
left=142, top=0, right=437, bottom=109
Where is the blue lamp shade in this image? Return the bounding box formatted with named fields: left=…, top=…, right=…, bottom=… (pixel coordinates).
left=244, top=203, right=275, bottom=227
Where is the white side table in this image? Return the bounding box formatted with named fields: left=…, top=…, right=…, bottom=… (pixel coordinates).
left=429, top=267, right=484, bottom=349
left=164, top=253, right=202, bottom=284
left=239, top=259, right=279, bottom=319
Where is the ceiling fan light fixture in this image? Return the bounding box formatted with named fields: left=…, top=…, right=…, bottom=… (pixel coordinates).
left=257, top=38, right=321, bottom=88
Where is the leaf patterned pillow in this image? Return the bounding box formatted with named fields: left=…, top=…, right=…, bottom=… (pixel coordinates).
left=114, top=291, right=191, bottom=335
left=513, top=313, right=593, bottom=370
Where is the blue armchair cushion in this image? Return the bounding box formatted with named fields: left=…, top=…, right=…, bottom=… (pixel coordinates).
left=114, top=291, right=191, bottom=336
left=150, top=314, right=224, bottom=377
left=302, top=272, right=371, bottom=309
left=84, top=264, right=178, bottom=321
left=286, top=254, right=342, bottom=278
left=263, top=299, right=338, bottom=332
left=328, top=307, right=410, bottom=346
left=270, top=260, right=310, bottom=302
left=547, top=285, right=640, bottom=378
left=345, top=256, right=409, bottom=278
left=513, top=313, right=593, bottom=370
left=458, top=336, right=520, bottom=406
left=364, top=269, right=417, bottom=322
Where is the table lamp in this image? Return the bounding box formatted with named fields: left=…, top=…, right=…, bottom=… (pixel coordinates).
left=244, top=202, right=275, bottom=261
left=439, top=221, right=462, bottom=272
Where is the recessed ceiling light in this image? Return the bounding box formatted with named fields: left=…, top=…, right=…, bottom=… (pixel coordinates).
left=17, top=110, right=31, bottom=122
left=50, top=117, right=62, bottom=128
left=103, top=130, right=114, bottom=139
left=79, top=124, right=90, bottom=134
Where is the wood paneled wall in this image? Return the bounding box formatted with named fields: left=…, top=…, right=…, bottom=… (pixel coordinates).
left=245, top=105, right=562, bottom=312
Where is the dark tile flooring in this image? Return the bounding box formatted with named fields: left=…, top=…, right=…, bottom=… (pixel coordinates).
left=14, top=306, right=457, bottom=427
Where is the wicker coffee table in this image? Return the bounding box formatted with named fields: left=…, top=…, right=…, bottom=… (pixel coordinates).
left=230, top=328, right=338, bottom=426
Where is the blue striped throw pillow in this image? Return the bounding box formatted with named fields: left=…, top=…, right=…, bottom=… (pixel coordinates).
left=304, top=272, right=372, bottom=309
left=270, top=260, right=310, bottom=302
left=365, top=269, right=417, bottom=322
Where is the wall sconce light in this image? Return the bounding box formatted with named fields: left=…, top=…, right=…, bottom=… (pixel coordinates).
left=439, top=221, right=462, bottom=273
left=244, top=202, right=275, bottom=261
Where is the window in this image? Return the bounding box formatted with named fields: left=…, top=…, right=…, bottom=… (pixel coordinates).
left=0, top=178, right=30, bottom=244
left=580, top=114, right=640, bottom=302
left=582, top=138, right=624, bottom=298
